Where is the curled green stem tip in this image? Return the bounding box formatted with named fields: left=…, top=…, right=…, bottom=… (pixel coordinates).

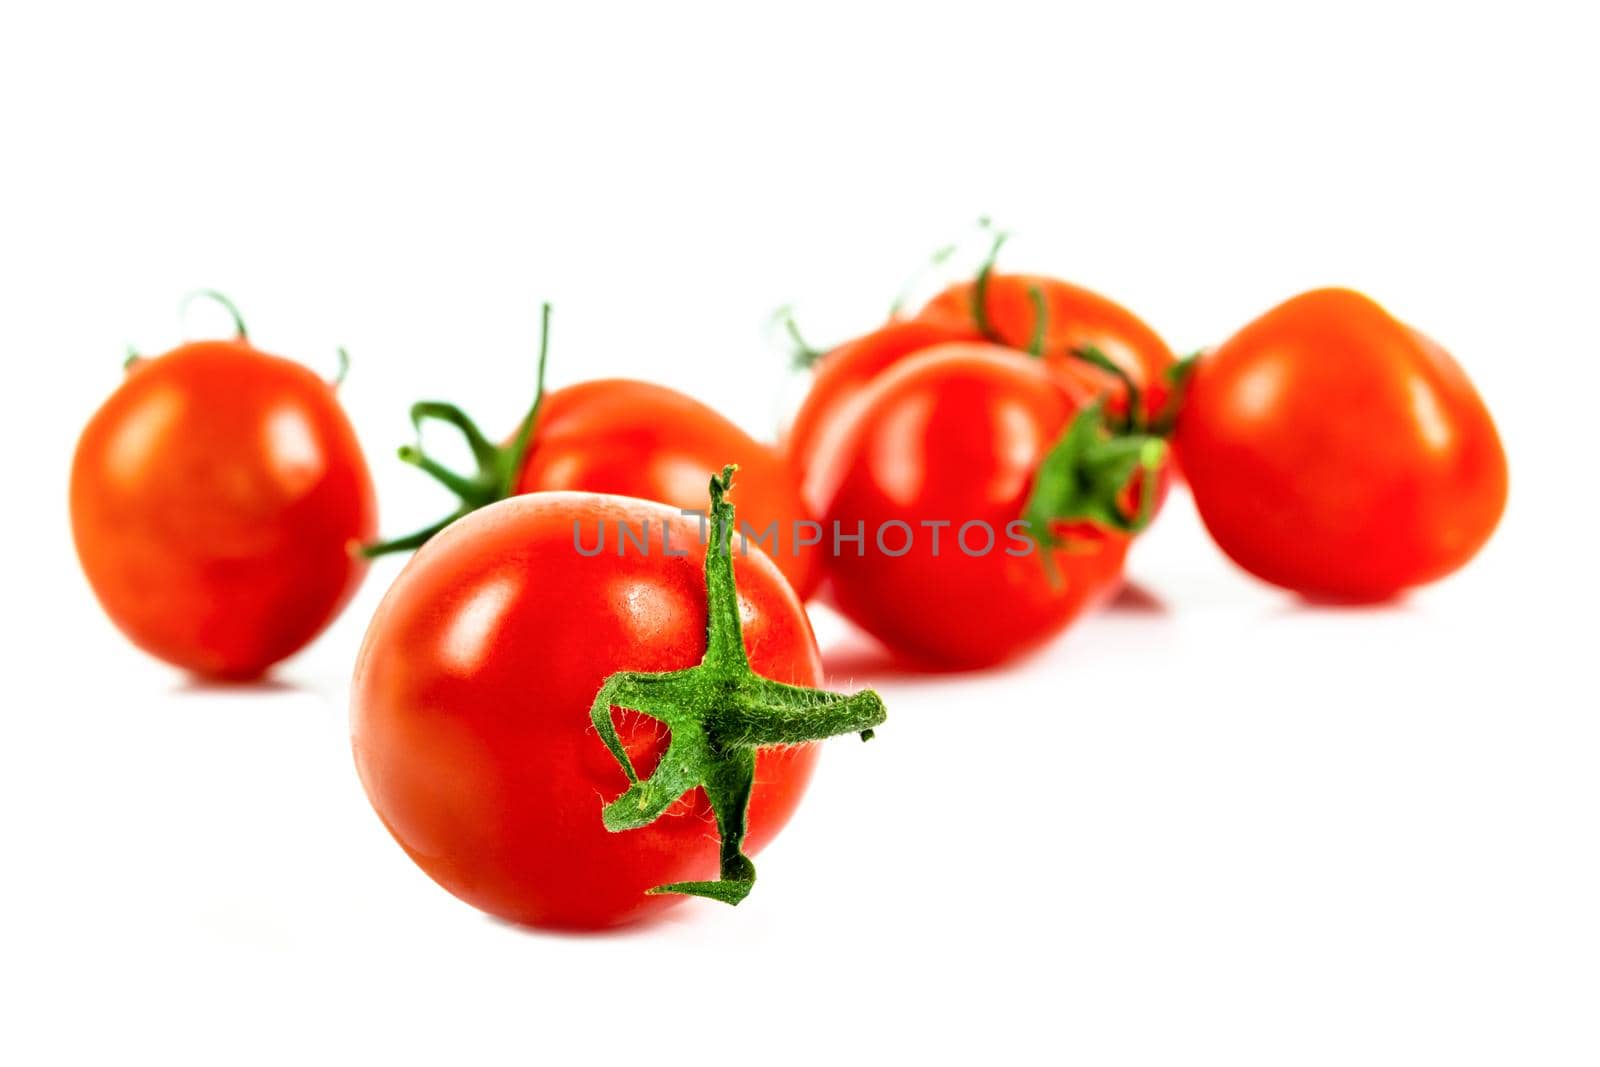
left=179, top=289, right=249, bottom=341
left=588, top=466, right=887, bottom=905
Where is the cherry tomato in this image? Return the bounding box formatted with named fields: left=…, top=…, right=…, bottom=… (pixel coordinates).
left=352, top=485, right=883, bottom=930
left=71, top=300, right=375, bottom=679
left=372, top=307, right=820, bottom=599
left=1174, top=288, right=1508, bottom=600
left=804, top=344, right=1144, bottom=669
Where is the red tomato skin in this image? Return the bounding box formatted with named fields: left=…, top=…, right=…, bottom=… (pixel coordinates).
left=810, top=345, right=1129, bottom=669
left=514, top=379, right=820, bottom=599
left=70, top=341, right=376, bottom=678
left=1174, top=288, right=1508, bottom=600
left=783, top=318, right=983, bottom=481
left=350, top=494, right=821, bottom=930
left=915, top=272, right=1178, bottom=425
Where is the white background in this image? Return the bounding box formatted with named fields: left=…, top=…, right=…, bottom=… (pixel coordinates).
left=3, top=2, right=1597, bottom=1064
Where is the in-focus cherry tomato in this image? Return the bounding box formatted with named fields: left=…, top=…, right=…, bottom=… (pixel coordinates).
left=370, top=306, right=820, bottom=598
left=352, top=472, right=883, bottom=930
left=1174, top=288, right=1508, bottom=600
left=70, top=294, right=376, bottom=679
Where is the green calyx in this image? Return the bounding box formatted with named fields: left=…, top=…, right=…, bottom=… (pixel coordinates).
left=1021, top=400, right=1168, bottom=567
left=589, top=466, right=887, bottom=905
left=361, top=303, right=553, bottom=558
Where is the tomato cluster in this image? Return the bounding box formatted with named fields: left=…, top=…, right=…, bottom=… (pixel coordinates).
left=70, top=239, right=1507, bottom=930
left=787, top=262, right=1177, bottom=667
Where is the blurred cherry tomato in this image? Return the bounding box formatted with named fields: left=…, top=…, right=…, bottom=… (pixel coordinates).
left=803, top=344, right=1154, bottom=669
left=71, top=295, right=375, bottom=678
left=1175, top=288, right=1508, bottom=600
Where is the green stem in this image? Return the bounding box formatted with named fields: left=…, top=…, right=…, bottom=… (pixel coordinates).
left=361, top=303, right=556, bottom=558
left=971, top=222, right=1012, bottom=343
left=589, top=466, right=887, bottom=905
left=775, top=306, right=826, bottom=370
left=499, top=302, right=552, bottom=495
left=359, top=511, right=468, bottom=558
left=1025, top=284, right=1047, bottom=357
left=398, top=442, right=487, bottom=502
left=180, top=289, right=249, bottom=340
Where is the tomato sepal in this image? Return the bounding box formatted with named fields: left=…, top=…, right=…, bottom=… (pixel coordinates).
left=589, top=466, right=887, bottom=905
left=362, top=304, right=552, bottom=558
left=1020, top=401, right=1167, bottom=577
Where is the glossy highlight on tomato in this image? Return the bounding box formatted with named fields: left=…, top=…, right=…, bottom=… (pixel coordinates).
left=351, top=494, right=827, bottom=929
left=1174, top=287, right=1507, bottom=600
left=71, top=305, right=376, bottom=679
